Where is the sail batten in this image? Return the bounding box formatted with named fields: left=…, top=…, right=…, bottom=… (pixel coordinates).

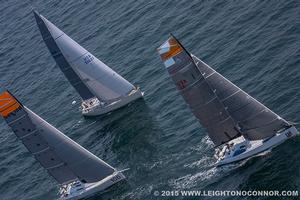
left=158, top=35, right=289, bottom=145
left=0, top=88, right=116, bottom=184
left=34, top=11, right=136, bottom=102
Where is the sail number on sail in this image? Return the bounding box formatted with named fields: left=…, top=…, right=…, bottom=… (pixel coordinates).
left=84, top=54, right=94, bottom=64
left=110, top=174, right=123, bottom=183
left=177, top=80, right=187, bottom=89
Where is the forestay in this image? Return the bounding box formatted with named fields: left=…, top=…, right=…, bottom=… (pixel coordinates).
left=34, top=11, right=135, bottom=103
left=0, top=88, right=115, bottom=184
left=157, top=35, right=289, bottom=146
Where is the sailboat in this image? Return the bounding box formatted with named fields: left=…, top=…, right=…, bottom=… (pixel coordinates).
left=0, top=87, right=125, bottom=199
left=33, top=11, right=143, bottom=117
left=157, top=35, right=299, bottom=166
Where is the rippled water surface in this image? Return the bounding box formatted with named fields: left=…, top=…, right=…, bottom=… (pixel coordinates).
left=1, top=0, right=300, bottom=199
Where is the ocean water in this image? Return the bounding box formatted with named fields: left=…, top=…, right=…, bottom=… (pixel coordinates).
left=0, top=0, right=300, bottom=199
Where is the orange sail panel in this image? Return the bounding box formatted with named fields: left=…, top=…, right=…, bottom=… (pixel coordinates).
left=0, top=91, right=21, bottom=117
left=158, top=37, right=183, bottom=61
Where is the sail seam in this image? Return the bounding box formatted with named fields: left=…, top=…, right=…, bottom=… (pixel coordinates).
left=54, top=33, right=64, bottom=40
left=46, top=162, right=65, bottom=170
left=43, top=33, right=64, bottom=41
left=204, top=71, right=216, bottom=79
left=190, top=96, right=217, bottom=110
left=181, top=78, right=205, bottom=92
left=32, top=147, right=50, bottom=155
left=19, top=130, right=38, bottom=139
left=8, top=114, right=26, bottom=125
left=218, top=116, right=231, bottom=124
left=221, top=89, right=241, bottom=102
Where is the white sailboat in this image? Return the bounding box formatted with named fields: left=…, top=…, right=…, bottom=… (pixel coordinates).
left=0, top=87, right=125, bottom=199
left=34, top=11, right=143, bottom=117
left=157, top=35, right=299, bottom=166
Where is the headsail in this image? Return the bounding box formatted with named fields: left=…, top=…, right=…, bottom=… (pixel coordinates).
left=0, top=87, right=115, bottom=184
left=34, top=11, right=135, bottom=103
left=157, top=35, right=289, bottom=146
left=191, top=56, right=289, bottom=140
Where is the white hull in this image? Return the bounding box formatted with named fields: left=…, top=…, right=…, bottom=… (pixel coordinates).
left=215, top=126, right=299, bottom=166
left=59, top=171, right=125, bottom=200
left=82, top=88, right=143, bottom=117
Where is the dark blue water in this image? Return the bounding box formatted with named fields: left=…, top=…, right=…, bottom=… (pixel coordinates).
left=1, top=0, right=300, bottom=199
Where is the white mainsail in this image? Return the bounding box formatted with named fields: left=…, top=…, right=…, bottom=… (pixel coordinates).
left=157, top=35, right=289, bottom=146
left=0, top=88, right=117, bottom=184
left=34, top=11, right=135, bottom=103
left=34, top=12, right=94, bottom=101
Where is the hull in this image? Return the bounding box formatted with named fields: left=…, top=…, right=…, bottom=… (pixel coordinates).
left=215, top=126, right=299, bottom=166
left=59, top=171, right=125, bottom=200
left=82, top=88, right=143, bottom=116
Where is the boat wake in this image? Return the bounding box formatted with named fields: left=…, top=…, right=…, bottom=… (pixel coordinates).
left=169, top=167, right=219, bottom=190
left=184, top=156, right=212, bottom=169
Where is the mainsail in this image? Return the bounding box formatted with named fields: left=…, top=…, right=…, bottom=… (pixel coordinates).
left=34, top=11, right=135, bottom=103
left=34, top=12, right=94, bottom=101
left=157, top=35, right=289, bottom=146
left=0, top=87, right=115, bottom=184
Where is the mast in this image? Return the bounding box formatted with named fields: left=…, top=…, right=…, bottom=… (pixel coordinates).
left=0, top=87, right=116, bottom=184
left=34, top=11, right=135, bottom=103
left=157, top=35, right=289, bottom=146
